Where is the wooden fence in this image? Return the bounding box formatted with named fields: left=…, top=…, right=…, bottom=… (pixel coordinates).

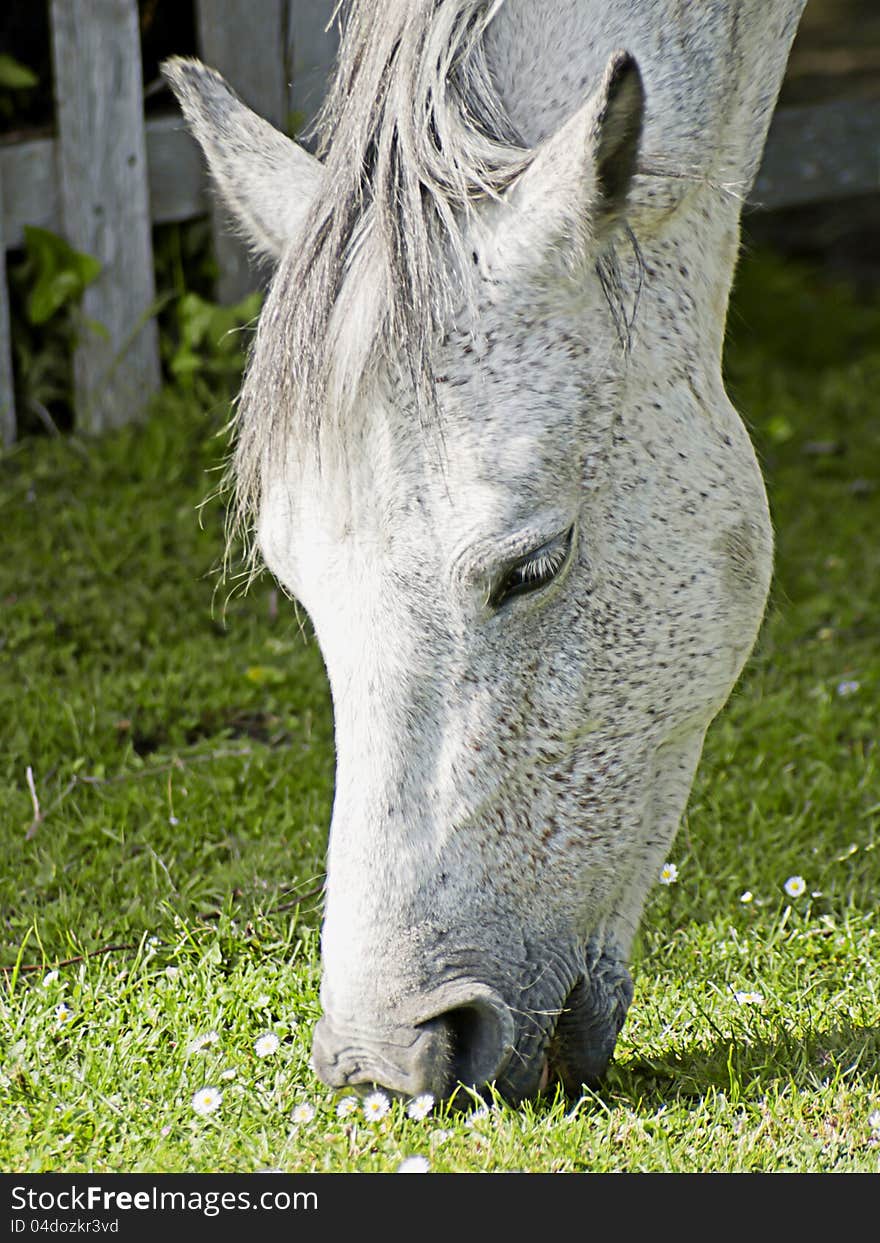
left=0, top=0, right=338, bottom=444
left=0, top=0, right=878, bottom=446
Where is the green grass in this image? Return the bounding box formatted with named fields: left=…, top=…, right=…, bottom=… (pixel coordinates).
left=1, top=250, right=879, bottom=1172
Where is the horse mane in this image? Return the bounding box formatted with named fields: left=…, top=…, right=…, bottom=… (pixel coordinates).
left=232, top=0, right=530, bottom=537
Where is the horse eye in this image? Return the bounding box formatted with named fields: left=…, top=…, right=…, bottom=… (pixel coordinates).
left=488, top=524, right=575, bottom=610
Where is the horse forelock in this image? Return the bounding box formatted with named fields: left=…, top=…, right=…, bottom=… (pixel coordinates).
left=230, top=0, right=531, bottom=544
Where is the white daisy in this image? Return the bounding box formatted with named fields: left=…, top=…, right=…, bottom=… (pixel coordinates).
left=254, top=1032, right=280, bottom=1058
left=42, top=971, right=59, bottom=987
left=55, top=1003, right=73, bottom=1024
left=191, top=1087, right=222, bottom=1116
left=291, top=1102, right=315, bottom=1125
left=336, top=1096, right=359, bottom=1119
left=659, top=862, right=678, bottom=885
left=363, top=1091, right=390, bottom=1121
left=397, top=1155, right=430, bottom=1173
left=407, top=1093, right=435, bottom=1120
left=784, top=875, right=807, bottom=899
left=734, top=991, right=764, bottom=1006
left=186, top=1031, right=220, bottom=1055
left=740, top=891, right=754, bottom=904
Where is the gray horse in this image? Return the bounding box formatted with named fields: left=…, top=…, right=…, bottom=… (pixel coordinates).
left=165, top=0, right=806, bottom=1103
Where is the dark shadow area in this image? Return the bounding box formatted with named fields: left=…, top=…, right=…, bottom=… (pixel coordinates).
left=746, top=0, right=880, bottom=291
left=744, top=196, right=880, bottom=295
left=607, top=1020, right=880, bottom=1103
left=781, top=0, right=880, bottom=107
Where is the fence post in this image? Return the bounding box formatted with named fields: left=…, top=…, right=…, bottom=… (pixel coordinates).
left=287, top=0, right=339, bottom=145
left=0, top=158, right=15, bottom=447
left=195, top=0, right=288, bottom=305
left=50, top=0, right=160, bottom=435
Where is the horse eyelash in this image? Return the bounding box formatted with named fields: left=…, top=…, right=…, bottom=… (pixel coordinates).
left=489, top=526, right=575, bottom=608
left=515, top=544, right=569, bottom=585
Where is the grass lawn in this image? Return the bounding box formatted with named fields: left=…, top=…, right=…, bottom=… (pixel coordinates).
left=1, top=249, right=878, bottom=1173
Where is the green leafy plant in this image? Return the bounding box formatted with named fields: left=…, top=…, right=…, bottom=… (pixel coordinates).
left=153, top=218, right=262, bottom=400
left=166, top=290, right=262, bottom=393
left=21, top=226, right=102, bottom=326
left=0, top=53, right=39, bottom=90
left=7, top=226, right=103, bottom=433
left=0, top=52, right=39, bottom=124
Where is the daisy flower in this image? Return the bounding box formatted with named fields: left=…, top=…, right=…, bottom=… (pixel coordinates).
left=868, top=1110, right=880, bottom=1133
left=291, top=1102, right=315, bottom=1125
left=42, top=971, right=59, bottom=987
left=336, top=1096, right=359, bottom=1119
left=783, top=875, right=807, bottom=899
left=734, top=991, right=764, bottom=1006
left=55, top=1003, right=73, bottom=1024
left=186, top=1031, right=220, bottom=1055
left=363, top=1091, right=390, bottom=1122
left=407, top=1093, right=435, bottom=1121
left=255, top=1033, right=280, bottom=1058
left=740, top=891, right=754, bottom=904
left=464, top=1105, right=490, bottom=1128
left=658, top=862, right=678, bottom=885
left=397, top=1155, right=430, bottom=1173
left=191, top=1087, right=222, bottom=1116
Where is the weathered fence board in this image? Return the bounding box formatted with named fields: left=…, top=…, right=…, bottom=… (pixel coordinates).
left=145, top=115, right=213, bottom=228
left=288, top=0, right=340, bottom=142
left=1, top=136, right=61, bottom=249
left=0, top=160, right=14, bottom=447
left=195, top=0, right=289, bottom=304
left=50, top=0, right=160, bottom=434
left=1, top=120, right=210, bottom=250
left=754, top=98, right=880, bottom=210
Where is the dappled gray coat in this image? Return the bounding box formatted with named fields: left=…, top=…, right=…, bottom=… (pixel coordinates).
left=165, top=0, right=807, bottom=1103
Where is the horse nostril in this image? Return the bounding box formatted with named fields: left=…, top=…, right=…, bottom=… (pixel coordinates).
left=434, top=990, right=515, bottom=1092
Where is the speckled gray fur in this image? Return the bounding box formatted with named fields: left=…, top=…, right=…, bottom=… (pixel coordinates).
left=164, top=0, right=807, bottom=1101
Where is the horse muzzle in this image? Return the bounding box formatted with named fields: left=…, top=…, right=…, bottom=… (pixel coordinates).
left=311, top=980, right=516, bottom=1100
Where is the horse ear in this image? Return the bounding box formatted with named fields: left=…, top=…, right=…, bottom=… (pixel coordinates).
left=591, top=52, right=644, bottom=231
left=162, top=57, right=323, bottom=261
left=482, top=51, right=644, bottom=281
